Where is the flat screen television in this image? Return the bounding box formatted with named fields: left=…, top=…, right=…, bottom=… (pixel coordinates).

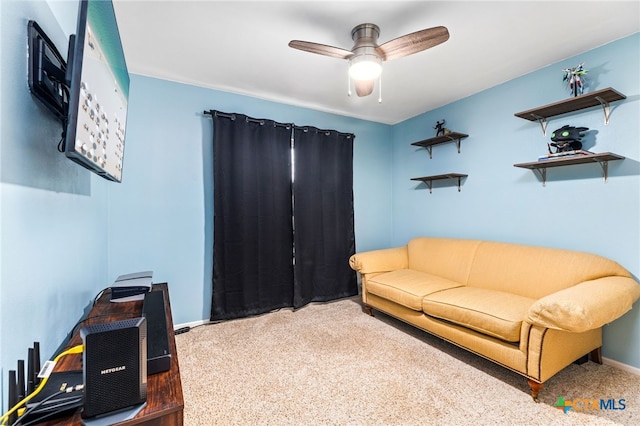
left=28, top=0, right=129, bottom=182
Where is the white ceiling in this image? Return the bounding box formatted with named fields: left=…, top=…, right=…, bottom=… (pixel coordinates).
left=112, top=1, right=640, bottom=124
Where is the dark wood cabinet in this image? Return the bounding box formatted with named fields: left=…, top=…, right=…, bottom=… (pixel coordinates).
left=40, top=283, right=184, bottom=425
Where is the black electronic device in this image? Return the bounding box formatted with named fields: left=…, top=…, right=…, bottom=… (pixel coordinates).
left=110, top=271, right=153, bottom=302
left=27, top=20, right=69, bottom=122
left=80, top=317, right=147, bottom=419
left=26, top=342, right=41, bottom=395
left=8, top=370, right=17, bottom=425
left=27, top=348, right=35, bottom=394
left=22, top=371, right=84, bottom=423
left=142, top=290, right=171, bottom=375
left=33, top=342, right=41, bottom=389
left=27, top=0, right=130, bottom=182
left=17, top=360, right=26, bottom=400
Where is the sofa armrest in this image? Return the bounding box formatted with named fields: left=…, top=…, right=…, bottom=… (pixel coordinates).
left=526, top=276, right=640, bottom=332
left=349, top=246, right=408, bottom=274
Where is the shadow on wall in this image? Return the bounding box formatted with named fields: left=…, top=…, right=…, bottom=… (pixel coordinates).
left=1, top=102, right=91, bottom=195
left=1, top=11, right=90, bottom=195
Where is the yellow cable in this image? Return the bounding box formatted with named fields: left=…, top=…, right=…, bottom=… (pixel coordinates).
left=0, top=344, right=84, bottom=425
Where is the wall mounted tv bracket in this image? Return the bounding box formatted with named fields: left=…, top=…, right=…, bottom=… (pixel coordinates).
left=27, top=20, right=74, bottom=124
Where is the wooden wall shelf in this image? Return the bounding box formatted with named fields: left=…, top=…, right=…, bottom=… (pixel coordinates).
left=411, top=132, right=469, bottom=159
left=411, top=173, right=467, bottom=193
left=514, top=152, right=624, bottom=186
left=514, top=87, right=626, bottom=135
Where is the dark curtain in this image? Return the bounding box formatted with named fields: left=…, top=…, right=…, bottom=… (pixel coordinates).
left=292, top=127, right=358, bottom=308
left=209, top=111, right=357, bottom=320
left=210, top=112, right=294, bottom=321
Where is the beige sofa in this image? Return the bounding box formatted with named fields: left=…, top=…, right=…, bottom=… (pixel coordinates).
left=349, top=237, right=640, bottom=400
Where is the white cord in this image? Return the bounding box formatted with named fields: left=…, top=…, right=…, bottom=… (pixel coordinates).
left=347, top=61, right=352, bottom=97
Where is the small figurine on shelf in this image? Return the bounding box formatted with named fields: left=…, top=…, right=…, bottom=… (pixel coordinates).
left=434, top=120, right=446, bottom=136
left=549, top=125, right=589, bottom=153
left=562, top=62, right=588, bottom=97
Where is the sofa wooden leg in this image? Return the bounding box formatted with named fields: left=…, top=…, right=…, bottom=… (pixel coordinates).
left=363, top=305, right=374, bottom=316
left=589, top=347, right=603, bottom=364
left=527, top=379, right=544, bottom=402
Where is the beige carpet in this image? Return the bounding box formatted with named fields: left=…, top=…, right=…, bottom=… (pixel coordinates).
left=175, top=297, right=640, bottom=425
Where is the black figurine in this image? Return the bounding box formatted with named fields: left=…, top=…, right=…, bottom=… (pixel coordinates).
left=549, top=125, right=589, bottom=153
left=434, top=120, right=446, bottom=137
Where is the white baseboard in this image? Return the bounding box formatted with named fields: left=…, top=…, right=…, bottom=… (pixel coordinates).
left=173, top=319, right=210, bottom=330
left=602, top=357, right=640, bottom=376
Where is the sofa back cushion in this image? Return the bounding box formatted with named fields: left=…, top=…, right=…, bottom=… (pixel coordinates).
left=407, top=237, right=632, bottom=300
left=407, top=238, right=481, bottom=284
left=467, top=241, right=632, bottom=299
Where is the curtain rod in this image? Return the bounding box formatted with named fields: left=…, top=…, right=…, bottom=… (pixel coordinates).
left=203, top=110, right=354, bottom=139
left=204, top=110, right=291, bottom=129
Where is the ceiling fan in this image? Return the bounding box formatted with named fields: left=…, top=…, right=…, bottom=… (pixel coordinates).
left=288, top=23, right=449, bottom=99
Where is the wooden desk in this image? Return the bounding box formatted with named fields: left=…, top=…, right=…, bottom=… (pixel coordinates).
left=41, top=283, right=184, bottom=425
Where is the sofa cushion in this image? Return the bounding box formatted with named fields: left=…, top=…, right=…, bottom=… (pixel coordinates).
left=366, top=269, right=463, bottom=311
left=423, top=287, right=536, bottom=342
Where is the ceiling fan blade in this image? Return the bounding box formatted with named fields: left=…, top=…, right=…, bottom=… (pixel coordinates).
left=354, top=79, right=375, bottom=97
left=376, top=26, right=450, bottom=61
left=288, top=40, right=353, bottom=59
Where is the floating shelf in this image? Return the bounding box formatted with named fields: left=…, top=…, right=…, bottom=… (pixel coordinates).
left=411, top=173, right=468, bottom=193
left=514, top=87, right=626, bottom=135
left=514, top=152, right=624, bottom=186
left=411, top=132, right=469, bottom=159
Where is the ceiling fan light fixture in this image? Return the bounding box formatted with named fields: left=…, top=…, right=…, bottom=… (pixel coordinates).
left=289, top=22, right=449, bottom=99
left=349, top=53, right=382, bottom=81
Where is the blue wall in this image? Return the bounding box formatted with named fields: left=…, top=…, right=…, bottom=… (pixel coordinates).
left=1, top=0, right=638, bottom=411
left=1, top=0, right=110, bottom=409
left=106, top=75, right=393, bottom=324
left=109, top=33, right=640, bottom=366
left=391, top=34, right=640, bottom=367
